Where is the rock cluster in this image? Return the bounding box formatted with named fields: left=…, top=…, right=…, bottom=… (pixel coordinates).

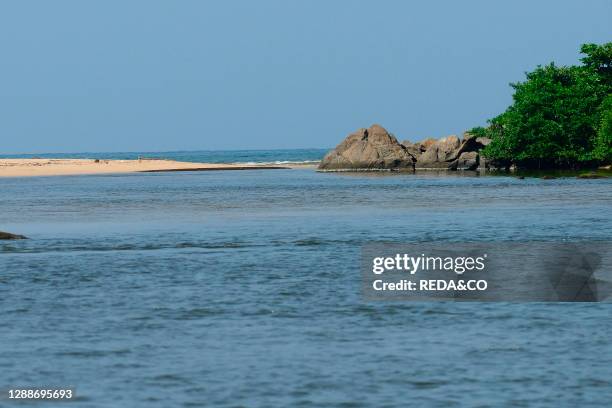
left=318, top=124, right=416, bottom=170
left=319, top=125, right=492, bottom=171
left=408, top=133, right=491, bottom=170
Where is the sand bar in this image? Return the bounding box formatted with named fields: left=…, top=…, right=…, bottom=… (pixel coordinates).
left=0, top=159, right=311, bottom=178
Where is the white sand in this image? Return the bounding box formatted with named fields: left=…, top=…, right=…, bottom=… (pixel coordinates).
left=0, top=159, right=309, bottom=178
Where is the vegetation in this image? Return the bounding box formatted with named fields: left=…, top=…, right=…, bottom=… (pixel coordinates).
left=476, top=43, right=612, bottom=168
left=594, top=94, right=612, bottom=162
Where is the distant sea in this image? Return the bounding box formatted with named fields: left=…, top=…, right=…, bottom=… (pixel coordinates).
left=1, top=149, right=612, bottom=407
left=1, top=148, right=329, bottom=165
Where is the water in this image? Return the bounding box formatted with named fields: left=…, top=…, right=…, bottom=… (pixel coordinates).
left=0, top=149, right=328, bottom=165
left=1, top=163, right=612, bottom=407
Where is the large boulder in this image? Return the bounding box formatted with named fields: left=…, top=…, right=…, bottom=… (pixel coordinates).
left=415, top=135, right=461, bottom=169
left=418, top=138, right=438, bottom=151
left=454, top=132, right=492, bottom=157
left=455, top=151, right=479, bottom=170
left=456, top=133, right=492, bottom=170
left=414, top=133, right=492, bottom=170
left=400, top=140, right=424, bottom=159
left=400, top=138, right=438, bottom=161
left=319, top=124, right=416, bottom=170
left=0, top=231, right=27, bottom=240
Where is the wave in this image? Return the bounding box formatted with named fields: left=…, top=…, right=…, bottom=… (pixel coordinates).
left=2, top=149, right=329, bottom=165
left=0, top=241, right=263, bottom=254
left=238, top=160, right=320, bottom=165
left=0, top=237, right=369, bottom=254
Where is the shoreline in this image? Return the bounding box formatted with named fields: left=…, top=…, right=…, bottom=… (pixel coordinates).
left=0, top=158, right=316, bottom=178
left=1, top=158, right=607, bottom=178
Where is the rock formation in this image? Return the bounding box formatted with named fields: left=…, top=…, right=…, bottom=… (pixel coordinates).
left=318, top=124, right=416, bottom=170
left=320, top=127, right=494, bottom=171
left=415, top=135, right=461, bottom=169
left=0, top=231, right=27, bottom=240
left=455, top=151, right=479, bottom=170
left=400, top=141, right=425, bottom=159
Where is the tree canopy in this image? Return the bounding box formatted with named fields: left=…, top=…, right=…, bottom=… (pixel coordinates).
left=477, top=43, right=612, bottom=168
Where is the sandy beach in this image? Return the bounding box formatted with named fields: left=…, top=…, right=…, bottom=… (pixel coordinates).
left=0, top=158, right=314, bottom=178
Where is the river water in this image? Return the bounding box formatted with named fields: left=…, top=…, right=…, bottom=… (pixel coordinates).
left=1, top=164, right=611, bottom=407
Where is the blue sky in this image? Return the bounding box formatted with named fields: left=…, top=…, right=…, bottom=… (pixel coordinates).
left=1, top=0, right=611, bottom=153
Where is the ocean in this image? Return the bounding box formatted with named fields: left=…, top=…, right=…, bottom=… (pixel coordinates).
left=0, top=149, right=329, bottom=166
left=1, top=150, right=612, bottom=407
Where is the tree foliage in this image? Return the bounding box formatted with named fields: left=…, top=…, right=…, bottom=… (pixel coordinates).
left=594, top=94, right=612, bottom=162
left=480, top=43, right=612, bottom=168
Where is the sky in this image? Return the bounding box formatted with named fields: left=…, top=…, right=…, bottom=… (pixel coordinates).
left=1, top=0, right=611, bottom=153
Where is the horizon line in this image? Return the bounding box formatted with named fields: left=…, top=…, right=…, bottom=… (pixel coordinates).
left=0, top=147, right=332, bottom=157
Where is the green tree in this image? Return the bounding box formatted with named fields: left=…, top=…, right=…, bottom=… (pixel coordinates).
left=594, top=94, right=612, bottom=162
left=580, top=43, right=612, bottom=86
left=480, top=42, right=612, bottom=168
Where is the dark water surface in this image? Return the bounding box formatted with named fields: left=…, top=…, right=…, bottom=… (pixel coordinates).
left=1, top=169, right=611, bottom=407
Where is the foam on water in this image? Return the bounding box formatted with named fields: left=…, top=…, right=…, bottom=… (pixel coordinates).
left=1, top=148, right=328, bottom=165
